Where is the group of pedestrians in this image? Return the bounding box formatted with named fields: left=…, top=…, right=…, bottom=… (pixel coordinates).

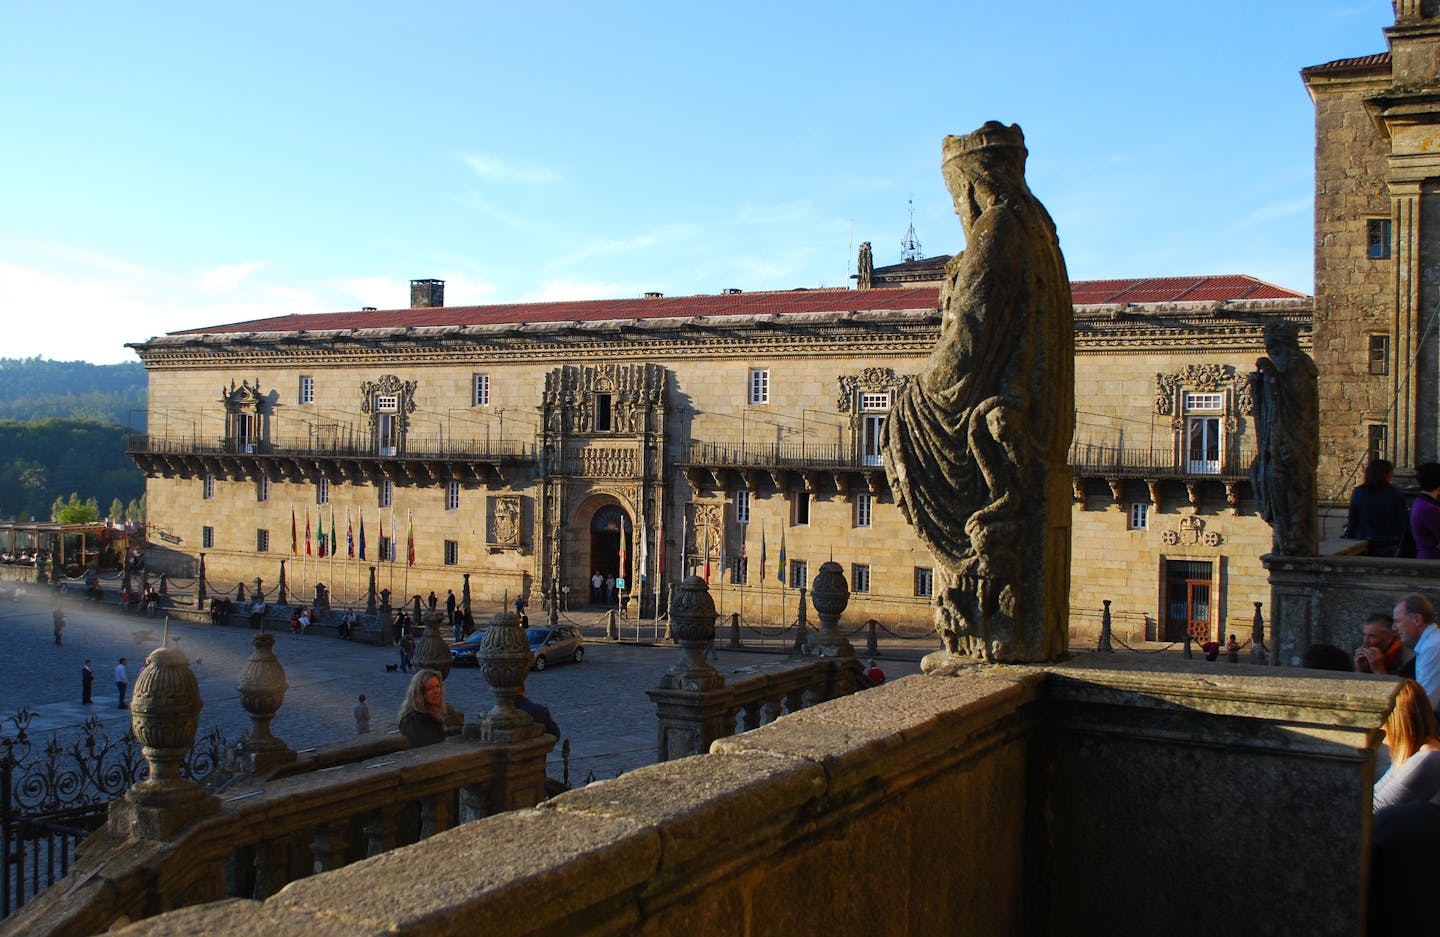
left=78, top=656, right=129, bottom=709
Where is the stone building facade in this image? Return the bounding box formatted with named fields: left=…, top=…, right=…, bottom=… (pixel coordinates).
left=1305, top=2, right=1440, bottom=523
left=129, top=273, right=1307, bottom=645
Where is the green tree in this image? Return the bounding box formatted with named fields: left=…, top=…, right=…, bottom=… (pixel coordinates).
left=52, top=492, right=100, bottom=524
left=109, top=498, right=124, bottom=521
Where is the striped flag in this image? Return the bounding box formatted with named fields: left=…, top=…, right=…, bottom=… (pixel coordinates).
left=346, top=509, right=355, bottom=559
left=305, top=510, right=312, bottom=556
left=639, top=521, right=648, bottom=583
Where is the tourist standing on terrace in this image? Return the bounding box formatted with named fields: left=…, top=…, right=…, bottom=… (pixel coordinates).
left=398, top=670, right=446, bottom=747
left=1345, top=458, right=1410, bottom=557
left=1410, top=462, right=1440, bottom=559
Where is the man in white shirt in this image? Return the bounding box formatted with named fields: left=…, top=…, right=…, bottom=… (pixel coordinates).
left=1392, top=594, right=1440, bottom=710
left=115, top=658, right=129, bottom=709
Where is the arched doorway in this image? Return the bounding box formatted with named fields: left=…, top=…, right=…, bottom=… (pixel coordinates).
left=589, top=504, right=632, bottom=603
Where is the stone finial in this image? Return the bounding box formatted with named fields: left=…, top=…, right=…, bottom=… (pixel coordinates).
left=366, top=567, right=378, bottom=614
left=414, top=605, right=453, bottom=683
left=810, top=561, right=854, bottom=658
left=279, top=561, right=289, bottom=605
left=661, top=575, right=723, bottom=691
left=471, top=611, right=541, bottom=743
left=123, top=640, right=219, bottom=839
left=1251, top=601, right=1268, bottom=665
left=235, top=633, right=296, bottom=773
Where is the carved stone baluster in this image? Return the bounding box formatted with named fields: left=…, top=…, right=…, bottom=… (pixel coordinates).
left=741, top=699, right=763, bottom=732
left=460, top=783, right=494, bottom=824
left=420, top=792, right=455, bottom=839
left=364, top=806, right=398, bottom=857
left=310, top=822, right=348, bottom=873
left=763, top=693, right=782, bottom=724
left=235, top=632, right=296, bottom=774
left=252, top=837, right=290, bottom=899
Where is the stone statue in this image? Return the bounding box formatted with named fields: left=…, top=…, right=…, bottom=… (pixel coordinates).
left=883, top=121, right=1074, bottom=666
left=1249, top=320, right=1318, bottom=556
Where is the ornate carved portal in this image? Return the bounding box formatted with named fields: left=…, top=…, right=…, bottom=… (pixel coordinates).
left=220, top=379, right=266, bottom=452
left=538, top=363, right=669, bottom=610
left=360, top=375, right=418, bottom=456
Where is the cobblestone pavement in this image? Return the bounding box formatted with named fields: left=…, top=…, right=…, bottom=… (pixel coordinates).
left=0, top=589, right=925, bottom=783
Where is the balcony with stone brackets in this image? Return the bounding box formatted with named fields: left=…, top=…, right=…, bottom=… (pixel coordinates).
left=1068, top=441, right=1256, bottom=508
left=125, top=433, right=540, bottom=490
left=675, top=440, right=889, bottom=498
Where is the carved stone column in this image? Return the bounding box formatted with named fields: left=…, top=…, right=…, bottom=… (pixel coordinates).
left=118, top=640, right=220, bottom=840
left=809, top=561, right=853, bottom=658
left=235, top=632, right=296, bottom=773
left=471, top=611, right=541, bottom=743
left=413, top=606, right=452, bottom=682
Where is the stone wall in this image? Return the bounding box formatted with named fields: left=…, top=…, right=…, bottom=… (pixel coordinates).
left=106, top=657, right=1391, bottom=937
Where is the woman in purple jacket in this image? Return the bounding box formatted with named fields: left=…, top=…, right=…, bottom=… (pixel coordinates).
left=1410, top=462, right=1440, bottom=559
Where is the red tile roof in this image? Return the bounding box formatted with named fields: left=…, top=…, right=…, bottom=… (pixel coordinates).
left=167, top=276, right=1307, bottom=337
left=1301, top=52, right=1390, bottom=77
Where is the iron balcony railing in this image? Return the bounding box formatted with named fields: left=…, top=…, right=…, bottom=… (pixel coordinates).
left=1067, top=442, right=1256, bottom=480
left=677, top=440, right=867, bottom=470
left=126, top=433, right=537, bottom=463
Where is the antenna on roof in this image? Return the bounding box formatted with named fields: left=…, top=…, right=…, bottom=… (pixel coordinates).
left=900, top=198, right=922, bottom=263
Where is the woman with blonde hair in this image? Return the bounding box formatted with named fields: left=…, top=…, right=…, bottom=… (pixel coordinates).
left=397, top=669, right=447, bottom=748
left=1374, top=679, right=1440, bottom=810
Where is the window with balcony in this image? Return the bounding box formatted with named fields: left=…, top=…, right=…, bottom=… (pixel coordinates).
left=855, top=493, right=872, bottom=528
left=473, top=373, right=490, bottom=407
left=257, top=529, right=270, bottom=553
left=860, top=392, right=889, bottom=467
left=749, top=368, right=769, bottom=405
left=852, top=563, right=871, bottom=594
left=444, top=539, right=459, bottom=566
left=1183, top=393, right=1224, bottom=475
left=915, top=567, right=933, bottom=599
left=594, top=392, right=613, bottom=432
left=299, top=375, right=315, bottom=405
left=379, top=479, right=392, bottom=509
left=446, top=482, right=460, bottom=511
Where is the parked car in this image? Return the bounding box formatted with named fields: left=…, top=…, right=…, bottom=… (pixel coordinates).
left=449, top=631, right=487, bottom=667
left=528, top=626, right=584, bottom=670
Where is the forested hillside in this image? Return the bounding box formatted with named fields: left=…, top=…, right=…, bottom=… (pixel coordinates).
left=0, top=357, right=146, bottom=427
left=0, top=419, right=144, bottom=521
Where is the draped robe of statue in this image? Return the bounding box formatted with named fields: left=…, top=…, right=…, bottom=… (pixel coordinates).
left=1249, top=320, right=1319, bottom=556
left=883, top=121, right=1074, bottom=665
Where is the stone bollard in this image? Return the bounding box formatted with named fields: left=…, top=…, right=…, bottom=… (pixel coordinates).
left=365, top=567, right=377, bottom=614
left=470, top=610, right=542, bottom=743
left=1251, top=601, right=1268, bottom=665
left=379, top=589, right=393, bottom=646
left=729, top=612, right=741, bottom=649
left=279, top=561, right=289, bottom=606
left=235, top=632, right=296, bottom=774
left=236, top=582, right=246, bottom=603
left=1098, top=600, right=1115, bottom=653
left=118, top=630, right=220, bottom=839
left=810, top=561, right=854, bottom=658
left=159, top=573, right=168, bottom=595
left=1183, top=633, right=1193, bottom=660
left=195, top=554, right=207, bottom=607
left=792, top=587, right=810, bottom=654
left=607, top=609, right=619, bottom=640
left=661, top=576, right=724, bottom=691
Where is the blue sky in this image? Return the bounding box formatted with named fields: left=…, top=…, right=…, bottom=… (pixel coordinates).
left=0, top=1, right=1394, bottom=364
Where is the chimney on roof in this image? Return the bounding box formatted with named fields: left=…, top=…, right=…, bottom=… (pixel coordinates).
left=644, top=291, right=663, bottom=299
left=410, top=279, right=445, bottom=309
left=722, top=288, right=742, bottom=294
left=361, top=306, right=377, bottom=311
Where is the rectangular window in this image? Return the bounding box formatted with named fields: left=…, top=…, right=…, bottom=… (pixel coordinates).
left=749, top=368, right=769, bottom=405
left=444, top=539, right=459, bottom=566
left=299, top=375, right=315, bottom=405
left=852, top=563, right=871, bottom=594
left=257, top=529, right=270, bottom=553
left=257, top=476, right=269, bottom=502
left=379, top=536, right=393, bottom=562
left=473, top=373, right=490, bottom=407
left=317, top=478, right=330, bottom=505
left=202, top=475, right=214, bottom=500
left=855, top=493, right=872, bottom=528
left=446, top=481, right=460, bottom=510
left=1128, top=502, right=1150, bottom=530
left=789, top=559, right=808, bottom=591
left=1186, top=417, right=1222, bottom=475
left=860, top=392, right=890, bottom=411
left=202, top=526, right=214, bottom=549
left=793, top=491, right=810, bottom=526
left=1370, top=335, right=1391, bottom=376
left=1369, top=424, right=1388, bottom=465
left=1368, top=218, right=1393, bottom=260
left=915, top=567, right=934, bottom=598
left=735, top=489, right=750, bottom=525
left=379, top=479, right=392, bottom=509
left=595, top=392, right=613, bottom=432
left=1184, top=392, right=1223, bottom=412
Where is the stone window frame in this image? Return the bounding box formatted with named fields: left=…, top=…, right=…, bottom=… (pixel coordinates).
left=202, top=526, right=214, bottom=549
left=914, top=566, right=933, bottom=599
left=378, top=479, right=392, bottom=509
left=257, top=476, right=269, bottom=503
left=852, top=563, right=871, bottom=594
left=202, top=474, right=214, bottom=500
left=317, top=478, right=330, bottom=506
left=446, top=481, right=460, bottom=511
left=838, top=367, right=911, bottom=467
left=299, top=375, right=315, bottom=405
left=855, top=492, right=872, bottom=529
left=1369, top=334, right=1391, bottom=376
left=257, top=529, right=270, bottom=553
left=1154, top=364, right=1253, bottom=476
left=1128, top=502, right=1150, bottom=531
left=443, top=539, right=459, bottom=566
left=792, top=491, right=811, bottom=526
left=734, top=489, right=750, bottom=525
left=748, top=368, right=770, bottom=406
left=378, top=536, right=393, bottom=562
left=1368, top=424, right=1388, bottom=465
left=473, top=373, right=490, bottom=407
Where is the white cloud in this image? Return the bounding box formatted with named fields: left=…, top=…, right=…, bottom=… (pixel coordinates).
left=461, top=153, right=563, bottom=186
left=196, top=261, right=265, bottom=293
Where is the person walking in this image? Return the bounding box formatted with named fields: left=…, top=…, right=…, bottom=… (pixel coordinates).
left=115, top=657, right=128, bottom=709
left=354, top=694, right=371, bottom=734
left=399, top=631, right=415, bottom=673
left=81, top=660, right=94, bottom=704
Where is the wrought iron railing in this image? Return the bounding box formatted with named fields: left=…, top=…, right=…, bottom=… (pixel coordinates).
left=1067, top=442, right=1256, bottom=480
left=677, top=440, right=859, bottom=470
left=126, top=433, right=536, bottom=463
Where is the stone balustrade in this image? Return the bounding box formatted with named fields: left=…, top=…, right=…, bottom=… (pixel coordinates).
left=90, top=656, right=1393, bottom=937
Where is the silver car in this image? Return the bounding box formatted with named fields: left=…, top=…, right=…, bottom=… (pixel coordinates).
left=528, top=626, right=584, bottom=670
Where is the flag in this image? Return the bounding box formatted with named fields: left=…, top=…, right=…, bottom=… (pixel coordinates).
left=330, top=510, right=337, bottom=560
left=346, top=509, right=354, bottom=559
left=378, top=513, right=386, bottom=562
left=639, top=522, right=648, bottom=582
left=317, top=512, right=326, bottom=558
left=739, top=535, right=748, bottom=584
left=702, top=522, right=711, bottom=583
left=760, top=528, right=767, bottom=581
left=777, top=528, right=787, bottom=585
left=305, top=510, right=312, bottom=556
left=657, top=521, right=664, bottom=579
left=358, top=514, right=367, bottom=561
left=619, top=521, right=628, bottom=581
left=290, top=509, right=297, bottom=555
left=406, top=511, right=415, bottom=566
